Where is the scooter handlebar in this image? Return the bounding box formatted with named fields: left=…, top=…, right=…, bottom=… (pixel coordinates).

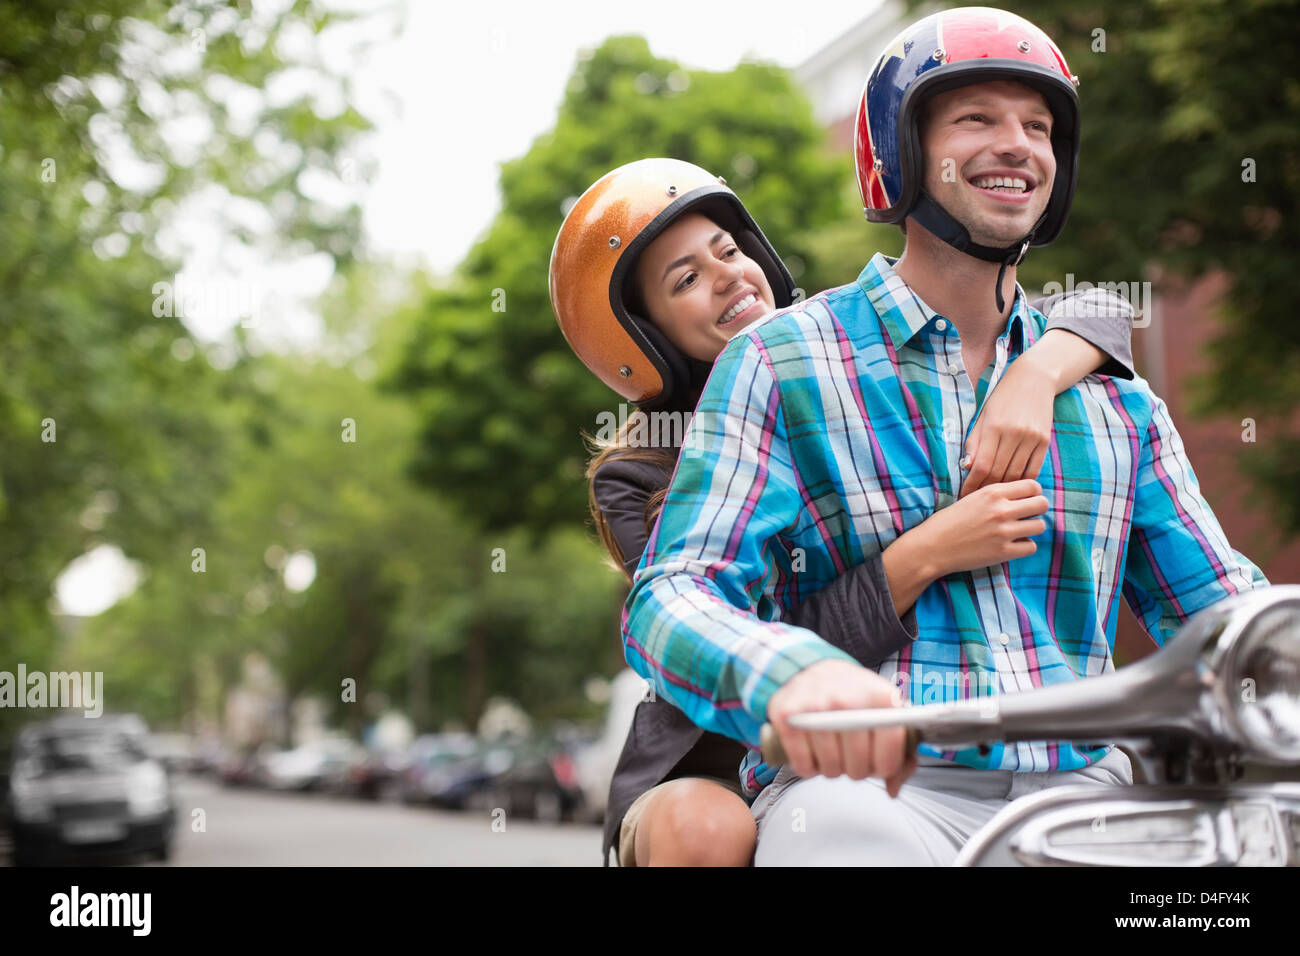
left=760, top=721, right=922, bottom=767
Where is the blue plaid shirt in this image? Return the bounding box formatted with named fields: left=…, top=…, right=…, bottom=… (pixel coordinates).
left=621, top=253, right=1267, bottom=800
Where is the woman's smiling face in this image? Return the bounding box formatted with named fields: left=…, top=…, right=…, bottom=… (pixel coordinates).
left=632, top=212, right=776, bottom=362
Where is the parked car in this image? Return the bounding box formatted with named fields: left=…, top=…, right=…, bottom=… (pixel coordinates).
left=217, top=742, right=274, bottom=787
left=8, top=713, right=177, bottom=866
left=261, top=737, right=364, bottom=792
left=397, top=733, right=476, bottom=804
left=401, top=734, right=513, bottom=810
left=484, top=732, right=588, bottom=823
left=329, top=748, right=407, bottom=801
left=148, top=732, right=198, bottom=774
left=192, top=735, right=228, bottom=777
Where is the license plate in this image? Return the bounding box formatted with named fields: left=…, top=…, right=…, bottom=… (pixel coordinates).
left=63, top=821, right=127, bottom=844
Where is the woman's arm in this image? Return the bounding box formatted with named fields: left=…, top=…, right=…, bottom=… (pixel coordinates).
left=782, top=552, right=919, bottom=670
left=595, top=458, right=1049, bottom=671
left=590, top=456, right=674, bottom=580
left=1034, top=287, right=1136, bottom=381
left=789, top=476, right=1051, bottom=655
left=594, top=452, right=916, bottom=667
left=596, top=454, right=920, bottom=669
left=962, top=289, right=1136, bottom=495
left=881, top=478, right=1048, bottom=615
left=784, top=475, right=1052, bottom=665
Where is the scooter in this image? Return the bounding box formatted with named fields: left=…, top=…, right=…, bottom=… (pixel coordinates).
left=759, top=585, right=1300, bottom=866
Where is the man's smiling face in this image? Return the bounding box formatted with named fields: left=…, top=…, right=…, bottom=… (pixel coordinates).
left=917, top=79, right=1056, bottom=248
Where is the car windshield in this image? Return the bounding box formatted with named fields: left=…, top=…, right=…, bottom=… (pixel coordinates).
left=26, top=731, right=149, bottom=772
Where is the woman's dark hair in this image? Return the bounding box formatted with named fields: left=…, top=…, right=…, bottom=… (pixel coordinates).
left=583, top=420, right=677, bottom=585
left=583, top=264, right=678, bottom=584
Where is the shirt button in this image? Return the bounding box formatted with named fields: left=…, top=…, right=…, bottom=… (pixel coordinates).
left=935, top=319, right=948, bottom=332
left=998, top=633, right=1011, bottom=646
left=947, top=363, right=960, bottom=376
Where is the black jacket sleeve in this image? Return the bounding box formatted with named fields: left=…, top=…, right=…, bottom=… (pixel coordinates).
left=590, top=456, right=675, bottom=580
left=783, top=554, right=918, bottom=669
left=1029, top=289, right=1135, bottom=380
left=592, top=456, right=917, bottom=669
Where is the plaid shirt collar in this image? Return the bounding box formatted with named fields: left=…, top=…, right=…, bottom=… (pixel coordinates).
left=858, top=252, right=1033, bottom=356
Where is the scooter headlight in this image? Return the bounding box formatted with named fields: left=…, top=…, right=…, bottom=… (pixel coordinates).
left=1222, top=597, right=1300, bottom=762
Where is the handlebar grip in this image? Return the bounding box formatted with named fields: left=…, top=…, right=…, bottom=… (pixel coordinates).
left=760, top=722, right=921, bottom=768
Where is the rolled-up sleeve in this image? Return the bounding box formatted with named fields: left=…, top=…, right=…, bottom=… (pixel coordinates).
left=621, top=335, right=853, bottom=748
left=1037, top=288, right=1136, bottom=380
left=784, top=553, right=918, bottom=669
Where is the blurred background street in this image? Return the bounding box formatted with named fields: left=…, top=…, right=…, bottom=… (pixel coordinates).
left=4, top=771, right=601, bottom=867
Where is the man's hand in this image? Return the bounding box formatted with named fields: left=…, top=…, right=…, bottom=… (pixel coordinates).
left=765, top=660, right=917, bottom=797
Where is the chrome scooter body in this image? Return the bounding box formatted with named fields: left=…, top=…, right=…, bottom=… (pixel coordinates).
left=768, top=585, right=1300, bottom=866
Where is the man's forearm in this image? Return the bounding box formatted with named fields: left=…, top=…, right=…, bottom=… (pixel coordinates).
left=622, top=567, right=855, bottom=747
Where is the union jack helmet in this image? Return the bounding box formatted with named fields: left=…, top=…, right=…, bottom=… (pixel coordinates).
left=855, top=6, right=1081, bottom=253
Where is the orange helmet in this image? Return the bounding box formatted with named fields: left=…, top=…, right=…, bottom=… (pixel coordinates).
left=548, top=158, right=796, bottom=410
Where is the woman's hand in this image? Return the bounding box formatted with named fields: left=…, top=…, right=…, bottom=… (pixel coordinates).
left=960, top=358, right=1056, bottom=497
left=961, top=329, right=1106, bottom=497
left=928, top=479, right=1050, bottom=575
left=885, top=480, right=1050, bottom=611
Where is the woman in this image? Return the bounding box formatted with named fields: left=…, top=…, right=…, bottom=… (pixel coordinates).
left=548, top=158, right=1134, bottom=866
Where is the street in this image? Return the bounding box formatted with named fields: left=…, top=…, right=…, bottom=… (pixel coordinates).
left=166, top=777, right=604, bottom=866
left=4, top=775, right=606, bottom=867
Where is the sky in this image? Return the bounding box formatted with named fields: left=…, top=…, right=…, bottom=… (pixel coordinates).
left=59, top=0, right=882, bottom=616
left=357, top=0, right=880, bottom=274
left=142, top=0, right=883, bottom=344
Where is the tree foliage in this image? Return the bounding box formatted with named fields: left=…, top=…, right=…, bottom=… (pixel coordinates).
left=0, top=0, right=373, bottom=734
left=386, top=36, right=868, bottom=535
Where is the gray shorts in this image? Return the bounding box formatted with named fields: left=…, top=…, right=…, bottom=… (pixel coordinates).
left=751, top=746, right=1133, bottom=866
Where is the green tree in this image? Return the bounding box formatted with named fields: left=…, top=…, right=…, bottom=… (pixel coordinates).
left=0, top=0, right=375, bottom=705
left=386, top=36, right=867, bottom=537
left=75, top=263, right=625, bottom=734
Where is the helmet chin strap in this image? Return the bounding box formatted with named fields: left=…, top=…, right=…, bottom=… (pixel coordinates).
left=909, top=189, right=1038, bottom=314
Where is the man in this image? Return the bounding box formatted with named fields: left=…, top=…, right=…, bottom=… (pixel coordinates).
left=620, top=7, right=1267, bottom=865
